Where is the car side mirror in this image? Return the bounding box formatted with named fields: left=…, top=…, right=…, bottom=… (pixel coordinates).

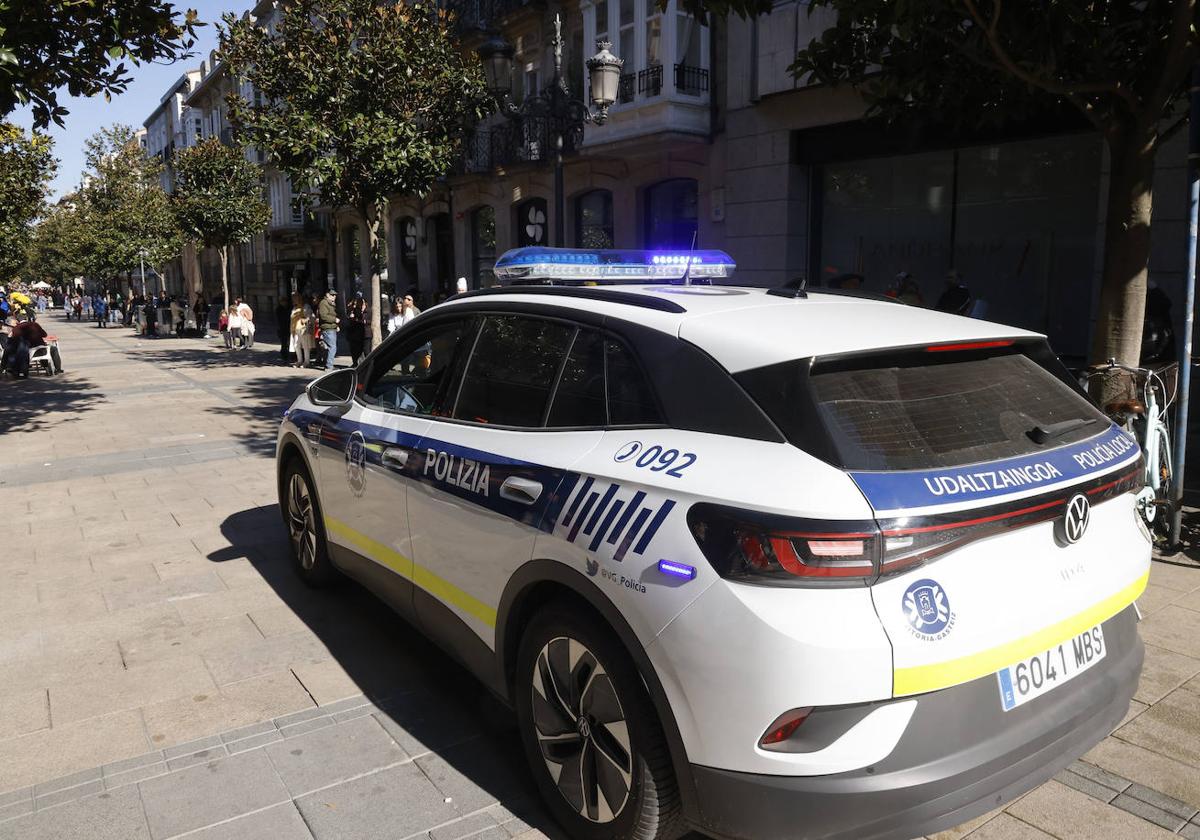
left=308, top=368, right=357, bottom=406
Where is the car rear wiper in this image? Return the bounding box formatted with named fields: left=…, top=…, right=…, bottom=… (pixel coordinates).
left=1026, top=417, right=1100, bottom=444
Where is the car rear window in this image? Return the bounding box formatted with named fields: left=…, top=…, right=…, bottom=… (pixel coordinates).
left=740, top=347, right=1108, bottom=471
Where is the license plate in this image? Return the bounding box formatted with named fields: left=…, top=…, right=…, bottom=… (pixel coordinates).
left=997, top=625, right=1106, bottom=711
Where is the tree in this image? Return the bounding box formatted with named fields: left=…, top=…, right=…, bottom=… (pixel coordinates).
left=682, top=0, right=1197, bottom=376
left=220, top=0, right=490, bottom=351
left=172, top=138, right=270, bottom=313
left=0, top=121, right=55, bottom=281
left=0, top=0, right=202, bottom=127
left=26, top=195, right=88, bottom=286
left=77, top=124, right=182, bottom=290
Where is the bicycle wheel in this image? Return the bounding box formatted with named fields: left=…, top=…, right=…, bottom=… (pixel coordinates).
left=1152, top=425, right=1175, bottom=539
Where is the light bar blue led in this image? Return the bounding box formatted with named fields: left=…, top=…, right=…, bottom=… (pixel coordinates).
left=493, top=246, right=735, bottom=284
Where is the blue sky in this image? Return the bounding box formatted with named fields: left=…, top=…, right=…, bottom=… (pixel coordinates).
left=11, top=0, right=240, bottom=200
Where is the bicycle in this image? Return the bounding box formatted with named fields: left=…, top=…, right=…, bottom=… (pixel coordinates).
left=1086, top=359, right=1178, bottom=540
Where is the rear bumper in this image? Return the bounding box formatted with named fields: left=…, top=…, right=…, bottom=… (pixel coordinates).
left=688, top=605, right=1142, bottom=840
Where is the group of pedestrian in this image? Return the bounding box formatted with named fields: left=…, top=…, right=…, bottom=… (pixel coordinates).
left=218, top=298, right=256, bottom=349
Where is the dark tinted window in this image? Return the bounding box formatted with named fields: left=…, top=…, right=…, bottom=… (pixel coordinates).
left=547, top=329, right=606, bottom=427
left=746, top=348, right=1107, bottom=471
left=361, top=319, right=474, bottom=415
left=606, top=337, right=661, bottom=425
left=455, top=316, right=574, bottom=426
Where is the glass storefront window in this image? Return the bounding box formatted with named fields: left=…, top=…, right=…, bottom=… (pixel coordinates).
left=576, top=190, right=614, bottom=248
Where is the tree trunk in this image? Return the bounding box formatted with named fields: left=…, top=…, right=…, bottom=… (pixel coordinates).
left=219, top=245, right=230, bottom=315
left=362, top=201, right=384, bottom=353
left=1088, top=125, right=1158, bottom=404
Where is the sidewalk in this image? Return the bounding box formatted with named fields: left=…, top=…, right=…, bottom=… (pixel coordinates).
left=1, top=316, right=1199, bottom=839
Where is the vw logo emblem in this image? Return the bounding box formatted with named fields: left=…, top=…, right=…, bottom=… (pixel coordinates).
left=1062, top=494, right=1090, bottom=544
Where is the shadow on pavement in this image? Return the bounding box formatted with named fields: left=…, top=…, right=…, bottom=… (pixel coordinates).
left=200, top=376, right=313, bottom=457
left=0, top=373, right=104, bottom=435
left=211, top=505, right=568, bottom=838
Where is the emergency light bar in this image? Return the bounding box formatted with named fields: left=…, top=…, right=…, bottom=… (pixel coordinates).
left=493, top=246, right=736, bottom=284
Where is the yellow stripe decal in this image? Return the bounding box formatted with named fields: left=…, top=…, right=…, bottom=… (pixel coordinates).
left=893, top=571, right=1149, bottom=697
left=324, top=517, right=497, bottom=628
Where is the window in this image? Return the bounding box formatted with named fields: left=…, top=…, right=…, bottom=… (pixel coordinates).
left=470, top=206, right=496, bottom=289
left=548, top=330, right=662, bottom=427
left=644, top=178, right=698, bottom=248
left=619, top=0, right=635, bottom=72
left=360, top=319, right=476, bottom=415
left=575, top=190, right=614, bottom=248
left=645, top=0, right=662, bottom=70
left=455, top=316, right=575, bottom=427
left=517, top=198, right=548, bottom=247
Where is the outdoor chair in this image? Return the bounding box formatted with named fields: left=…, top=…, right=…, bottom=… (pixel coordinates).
left=28, top=345, right=54, bottom=375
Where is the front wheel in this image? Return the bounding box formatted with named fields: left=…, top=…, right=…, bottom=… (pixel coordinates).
left=515, top=606, right=683, bottom=840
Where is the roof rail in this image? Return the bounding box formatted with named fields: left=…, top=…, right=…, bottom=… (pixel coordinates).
left=451, top=285, right=687, bottom=314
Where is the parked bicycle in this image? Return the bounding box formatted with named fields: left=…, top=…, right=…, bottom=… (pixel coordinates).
left=1086, top=359, right=1177, bottom=540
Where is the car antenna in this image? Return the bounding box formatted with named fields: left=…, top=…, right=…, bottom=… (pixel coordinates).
left=681, top=231, right=699, bottom=286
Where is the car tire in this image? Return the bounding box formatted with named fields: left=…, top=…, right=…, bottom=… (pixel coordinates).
left=515, top=604, right=684, bottom=840
left=281, top=457, right=338, bottom=587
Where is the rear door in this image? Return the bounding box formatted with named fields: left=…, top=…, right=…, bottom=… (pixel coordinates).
left=742, top=341, right=1150, bottom=698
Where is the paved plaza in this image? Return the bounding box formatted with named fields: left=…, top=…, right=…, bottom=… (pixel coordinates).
left=1, top=315, right=1200, bottom=839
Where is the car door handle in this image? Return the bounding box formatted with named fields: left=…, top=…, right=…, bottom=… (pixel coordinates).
left=382, top=447, right=408, bottom=468
left=499, top=476, right=543, bottom=505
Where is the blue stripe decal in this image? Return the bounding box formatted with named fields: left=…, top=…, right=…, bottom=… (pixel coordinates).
left=590, top=500, right=625, bottom=552
left=569, top=492, right=600, bottom=543
left=849, top=424, right=1139, bottom=511
left=562, top=476, right=594, bottom=527
left=607, top=491, right=645, bottom=545
left=998, top=667, right=1016, bottom=711
left=615, top=508, right=652, bottom=562
left=584, top=485, right=618, bottom=536
left=633, top=499, right=676, bottom=555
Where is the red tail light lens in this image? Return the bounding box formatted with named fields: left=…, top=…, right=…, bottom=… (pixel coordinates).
left=689, top=504, right=880, bottom=586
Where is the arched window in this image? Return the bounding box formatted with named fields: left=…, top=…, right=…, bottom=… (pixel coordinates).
left=516, top=198, right=548, bottom=247
left=575, top=190, right=614, bottom=248
left=471, top=206, right=496, bottom=289
left=644, top=178, right=698, bottom=248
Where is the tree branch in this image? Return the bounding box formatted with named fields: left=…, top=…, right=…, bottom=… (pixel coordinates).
left=1146, top=0, right=1198, bottom=118
left=960, top=0, right=1141, bottom=116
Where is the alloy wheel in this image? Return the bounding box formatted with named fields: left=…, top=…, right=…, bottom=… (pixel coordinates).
left=531, top=636, right=633, bottom=823
left=287, top=472, right=318, bottom=571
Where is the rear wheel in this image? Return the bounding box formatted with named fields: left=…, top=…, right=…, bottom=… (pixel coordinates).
left=282, top=458, right=337, bottom=586
left=1152, top=428, right=1175, bottom=541
left=515, top=605, right=683, bottom=840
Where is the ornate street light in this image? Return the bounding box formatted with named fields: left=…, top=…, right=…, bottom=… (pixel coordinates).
left=477, top=14, right=623, bottom=246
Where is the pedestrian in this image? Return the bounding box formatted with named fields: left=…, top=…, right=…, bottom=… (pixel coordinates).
left=169, top=296, right=182, bottom=337
left=109, top=293, right=122, bottom=324
left=290, top=293, right=315, bottom=368
left=93, top=293, right=107, bottom=328
left=218, top=309, right=232, bottom=348
left=237, top=298, right=255, bottom=349
left=385, top=299, right=404, bottom=336
left=345, top=291, right=368, bottom=365
left=142, top=297, right=158, bottom=337
left=455, top=277, right=467, bottom=295
left=2, top=315, right=63, bottom=376
left=81, top=293, right=92, bottom=321
left=318, top=289, right=340, bottom=371
left=275, top=297, right=292, bottom=364
left=227, top=302, right=243, bottom=349
left=934, top=269, right=972, bottom=316
left=71, top=294, right=82, bottom=322
left=194, top=294, right=210, bottom=338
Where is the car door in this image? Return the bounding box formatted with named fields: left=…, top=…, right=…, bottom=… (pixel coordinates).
left=407, top=314, right=605, bottom=673
left=319, top=316, right=479, bottom=619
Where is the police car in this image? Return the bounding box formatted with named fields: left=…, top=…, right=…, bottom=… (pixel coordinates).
left=276, top=247, right=1148, bottom=840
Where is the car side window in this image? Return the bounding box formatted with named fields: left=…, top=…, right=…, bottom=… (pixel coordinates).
left=606, top=337, right=661, bottom=425
left=547, top=329, right=606, bottom=427
left=454, top=315, right=575, bottom=426
left=360, top=319, right=475, bottom=416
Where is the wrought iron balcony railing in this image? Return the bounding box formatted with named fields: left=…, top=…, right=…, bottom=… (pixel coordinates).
left=444, top=0, right=538, bottom=32
left=458, top=114, right=583, bottom=174
left=617, top=73, right=635, bottom=104
left=637, top=64, right=663, bottom=96
left=674, top=63, right=709, bottom=95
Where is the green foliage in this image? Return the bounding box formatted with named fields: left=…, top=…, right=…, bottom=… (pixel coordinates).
left=0, top=0, right=202, bottom=127
left=219, top=0, right=490, bottom=213
left=172, top=138, right=271, bottom=250
left=25, top=196, right=88, bottom=283
left=0, top=121, right=55, bottom=281
left=76, top=124, right=182, bottom=283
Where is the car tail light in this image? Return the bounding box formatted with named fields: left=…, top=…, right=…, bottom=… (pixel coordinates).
left=759, top=708, right=814, bottom=750
left=688, top=503, right=880, bottom=586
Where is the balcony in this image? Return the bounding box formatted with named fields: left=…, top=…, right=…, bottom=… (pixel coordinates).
left=445, top=0, right=538, bottom=33
left=458, top=115, right=583, bottom=174
left=637, top=65, right=663, bottom=97
left=673, top=63, right=709, bottom=95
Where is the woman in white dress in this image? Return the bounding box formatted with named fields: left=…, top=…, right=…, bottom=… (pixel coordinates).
left=289, top=293, right=315, bottom=368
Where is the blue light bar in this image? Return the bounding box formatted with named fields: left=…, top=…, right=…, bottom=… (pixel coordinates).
left=493, top=247, right=735, bottom=284
left=657, top=559, right=697, bottom=580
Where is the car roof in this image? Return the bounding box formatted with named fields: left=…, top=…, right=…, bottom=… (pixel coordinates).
left=437, top=285, right=1043, bottom=374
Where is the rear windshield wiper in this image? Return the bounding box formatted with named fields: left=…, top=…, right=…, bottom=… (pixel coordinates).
left=1026, top=417, right=1100, bottom=444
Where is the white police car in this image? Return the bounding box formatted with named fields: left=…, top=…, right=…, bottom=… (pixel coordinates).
left=277, top=247, right=1148, bottom=840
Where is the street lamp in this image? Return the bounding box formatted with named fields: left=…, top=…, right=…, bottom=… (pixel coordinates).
left=478, top=15, right=623, bottom=246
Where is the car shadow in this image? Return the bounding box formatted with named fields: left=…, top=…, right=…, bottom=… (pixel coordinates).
left=210, top=505, right=570, bottom=838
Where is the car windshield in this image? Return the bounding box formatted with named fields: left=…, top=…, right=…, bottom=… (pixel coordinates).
left=740, top=347, right=1109, bottom=471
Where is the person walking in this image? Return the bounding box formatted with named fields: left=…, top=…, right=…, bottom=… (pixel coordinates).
left=71, top=293, right=82, bottom=322
left=227, top=302, right=243, bottom=349
left=385, top=299, right=404, bottom=337
left=345, top=291, right=368, bottom=365
left=81, top=293, right=92, bottom=321
left=142, top=296, right=158, bottom=337
left=237, top=298, right=255, bottom=349
left=93, top=293, right=108, bottom=328
left=275, top=297, right=292, bottom=364
left=318, top=289, right=340, bottom=370
left=290, top=293, right=315, bottom=368
left=169, top=296, right=182, bottom=337
left=194, top=294, right=210, bottom=338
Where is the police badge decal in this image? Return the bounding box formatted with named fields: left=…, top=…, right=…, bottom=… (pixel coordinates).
left=345, top=430, right=367, bottom=497
left=902, top=578, right=956, bottom=641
